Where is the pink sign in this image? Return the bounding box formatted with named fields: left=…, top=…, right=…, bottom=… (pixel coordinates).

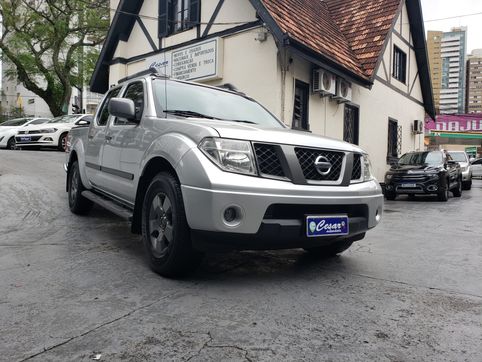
left=425, top=114, right=482, bottom=132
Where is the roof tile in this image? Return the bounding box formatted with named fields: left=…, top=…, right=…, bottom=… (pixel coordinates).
left=260, top=0, right=402, bottom=80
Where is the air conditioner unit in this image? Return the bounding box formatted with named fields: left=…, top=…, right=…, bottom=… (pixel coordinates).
left=333, top=79, right=352, bottom=103
left=413, top=120, right=424, bottom=134
left=312, top=69, right=336, bottom=96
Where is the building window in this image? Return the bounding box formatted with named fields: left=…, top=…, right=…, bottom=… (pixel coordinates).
left=292, top=80, right=309, bottom=131
left=343, top=104, right=359, bottom=145
left=387, top=119, right=401, bottom=163
left=159, top=0, right=200, bottom=37
left=393, top=46, right=407, bottom=83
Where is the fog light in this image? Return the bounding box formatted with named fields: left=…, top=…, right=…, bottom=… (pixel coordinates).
left=386, top=185, right=393, bottom=191
left=224, top=207, right=237, bottom=223
left=45, top=137, right=53, bottom=141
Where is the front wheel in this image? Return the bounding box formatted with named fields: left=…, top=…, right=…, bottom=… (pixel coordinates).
left=462, top=179, right=472, bottom=190
left=452, top=178, right=462, bottom=197
left=141, top=172, right=203, bottom=278
left=6, top=137, right=16, bottom=150
left=438, top=182, right=449, bottom=202
left=68, top=161, right=93, bottom=214
left=385, top=191, right=397, bottom=201
left=58, top=133, right=68, bottom=152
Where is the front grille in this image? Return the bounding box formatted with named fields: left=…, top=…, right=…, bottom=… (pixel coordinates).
left=18, top=130, right=41, bottom=135
left=352, top=154, right=362, bottom=180
left=254, top=143, right=285, bottom=178
left=295, top=147, right=344, bottom=181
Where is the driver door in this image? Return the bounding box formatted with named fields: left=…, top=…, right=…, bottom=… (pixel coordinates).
left=84, top=87, right=121, bottom=187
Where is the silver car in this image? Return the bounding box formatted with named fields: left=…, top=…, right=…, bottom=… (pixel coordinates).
left=471, top=158, right=482, bottom=179
left=65, top=70, right=384, bottom=277
left=448, top=151, right=472, bottom=190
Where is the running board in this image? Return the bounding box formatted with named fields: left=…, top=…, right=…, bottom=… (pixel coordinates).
left=82, top=191, right=133, bottom=221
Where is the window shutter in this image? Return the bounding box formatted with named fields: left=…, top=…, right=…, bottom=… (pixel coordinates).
left=397, top=125, right=403, bottom=156
left=158, top=0, right=171, bottom=38
left=189, top=0, right=200, bottom=27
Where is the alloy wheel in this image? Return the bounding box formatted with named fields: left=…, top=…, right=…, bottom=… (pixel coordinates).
left=148, top=192, right=173, bottom=258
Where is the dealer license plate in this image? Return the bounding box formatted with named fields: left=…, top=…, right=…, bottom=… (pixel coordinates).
left=19, top=136, right=31, bottom=142
left=306, top=215, right=349, bottom=238
left=401, top=183, right=416, bottom=188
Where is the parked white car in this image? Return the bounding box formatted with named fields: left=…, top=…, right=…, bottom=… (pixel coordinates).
left=15, top=114, right=92, bottom=151
left=471, top=158, right=482, bottom=179
left=0, top=118, right=51, bottom=149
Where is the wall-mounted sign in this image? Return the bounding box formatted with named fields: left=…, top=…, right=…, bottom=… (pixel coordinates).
left=142, top=38, right=223, bottom=82
left=425, top=114, right=482, bottom=133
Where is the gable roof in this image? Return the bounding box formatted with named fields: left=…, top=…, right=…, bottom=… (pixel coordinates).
left=253, top=0, right=435, bottom=118
left=90, top=0, right=434, bottom=118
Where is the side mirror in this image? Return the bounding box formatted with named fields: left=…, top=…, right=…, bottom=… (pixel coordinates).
left=109, top=98, right=139, bottom=123
left=75, top=119, right=90, bottom=126
left=470, top=158, right=475, bottom=164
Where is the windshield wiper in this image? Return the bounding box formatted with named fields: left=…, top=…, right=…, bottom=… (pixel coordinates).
left=225, top=119, right=256, bottom=124
left=164, top=110, right=221, bottom=120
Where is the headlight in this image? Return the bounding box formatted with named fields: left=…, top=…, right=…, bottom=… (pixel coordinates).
left=385, top=174, right=393, bottom=180
left=361, top=154, right=375, bottom=182
left=199, top=137, right=257, bottom=176
left=38, top=128, right=58, bottom=133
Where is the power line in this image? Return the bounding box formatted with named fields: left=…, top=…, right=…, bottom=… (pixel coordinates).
left=425, top=11, right=482, bottom=23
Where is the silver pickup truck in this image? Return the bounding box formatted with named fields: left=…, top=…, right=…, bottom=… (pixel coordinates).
left=66, top=70, right=384, bottom=277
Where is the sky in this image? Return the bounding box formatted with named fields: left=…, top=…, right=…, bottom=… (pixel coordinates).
left=421, top=0, right=482, bottom=53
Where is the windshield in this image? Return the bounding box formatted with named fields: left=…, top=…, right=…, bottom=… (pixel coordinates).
left=1, top=118, right=30, bottom=127
left=153, top=80, right=284, bottom=128
left=399, top=152, right=443, bottom=166
left=448, top=152, right=467, bottom=162
left=48, top=115, right=79, bottom=124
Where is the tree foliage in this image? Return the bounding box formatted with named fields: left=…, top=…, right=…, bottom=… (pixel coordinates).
left=0, top=0, right=109, bottom=116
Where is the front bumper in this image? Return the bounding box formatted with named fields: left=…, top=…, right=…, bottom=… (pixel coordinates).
left=181, top=179, right=383, bottom=250
left=385, top=175, right=442, bottom=194
left=15, top=134, right=58, bottom=147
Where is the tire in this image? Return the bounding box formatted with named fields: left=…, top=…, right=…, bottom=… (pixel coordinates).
left=452, top=178, right=462, bottom=197
left=462, top=179, right=472, bottom=190
left=68, top=161, right=93, bottom=215
left=304, top=239, right=355, bottom=257
left=141, top=172, right=203, bottom=278
left=58, top=133, right=68, bottom=152
left=438, top=180, right=449, bottom=202
left=6, top=137, right=16, bottom=150
left=385, top=191, right=397, bottom=201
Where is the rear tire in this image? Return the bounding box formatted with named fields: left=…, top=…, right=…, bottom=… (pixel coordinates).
left=452, top=178, right=462, bottom=197
left=68, top=161, right=93, bottom=215
left=304, top=239, right=355, bottom=257
left=7, top=137, right=15, bottom=150
left=141, top=172, right=203, bottom=278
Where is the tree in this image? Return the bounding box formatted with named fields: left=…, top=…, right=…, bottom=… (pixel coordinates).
left=0, top=0, right=110, bottom=116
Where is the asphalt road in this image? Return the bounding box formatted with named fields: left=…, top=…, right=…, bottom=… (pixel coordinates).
left=1, top=150, right=481, bottom=362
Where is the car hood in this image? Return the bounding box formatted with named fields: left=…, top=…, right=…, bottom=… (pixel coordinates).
left=22, top=123, right=73, bottom=131
left=182, top=119, right=364, bottom=153
left=388, top=164, right=442, bottom=173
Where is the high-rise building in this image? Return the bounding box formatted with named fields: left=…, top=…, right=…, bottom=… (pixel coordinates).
left=466, top=49, right=482, bottom=114
left=427, top=27, right=467, bottom=114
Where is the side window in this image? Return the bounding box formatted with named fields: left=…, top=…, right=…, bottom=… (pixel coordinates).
left=97, top=88, right=120, bottom=126
left=474, top=159, right=482, bottom=165
left=387, top=119, right=401, bottom=163
left=292, top=80, right=309, bottom=131
left=115, top=82, right=145, bottom=126
left=393, top=46, right=407, bottom=83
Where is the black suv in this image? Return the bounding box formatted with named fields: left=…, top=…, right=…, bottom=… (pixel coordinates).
left=384, top=151, right=462, bottom=201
